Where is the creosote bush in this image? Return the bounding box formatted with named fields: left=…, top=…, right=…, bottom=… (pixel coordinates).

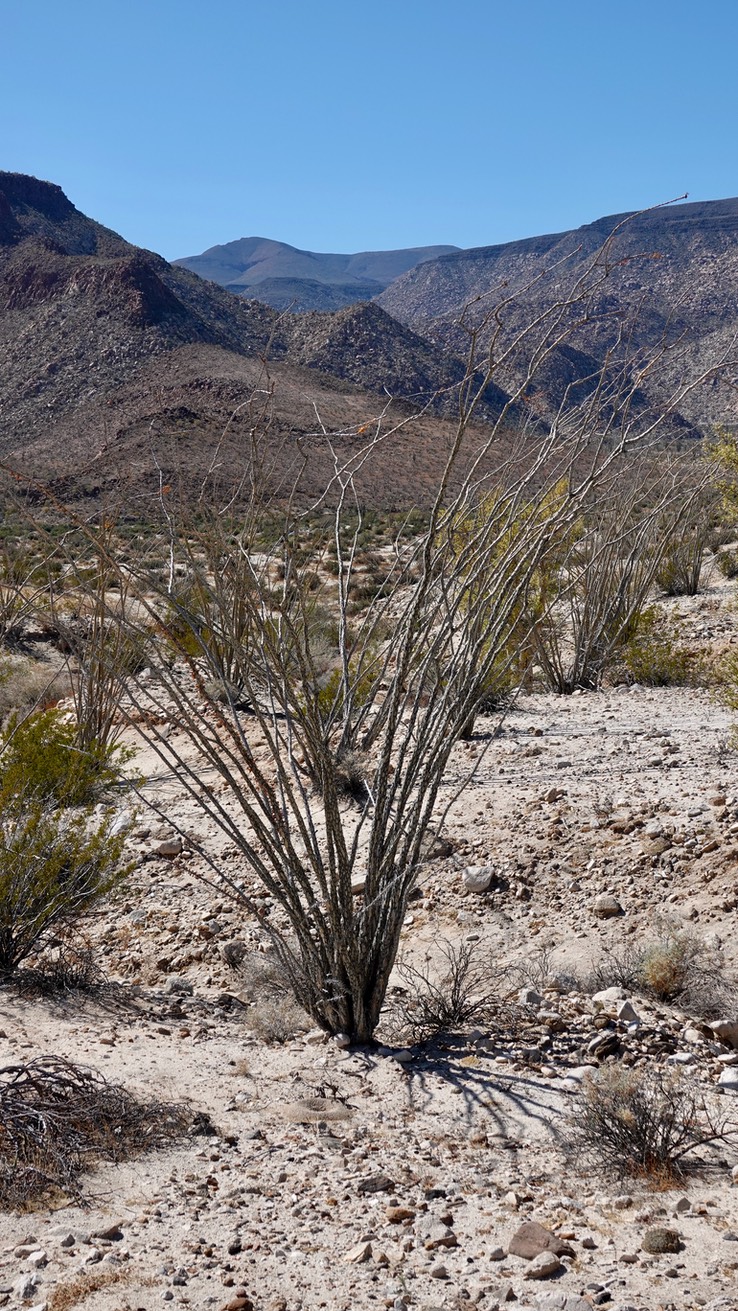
left=0, top=707, right=132, bottom=807
left=587, top=928, right=736, bottom=1019
left=0, top=795, right=131, bottom=977
left=619, top=607, right=710, bottom=688
left=568, top=1065, right=738, bottom=1182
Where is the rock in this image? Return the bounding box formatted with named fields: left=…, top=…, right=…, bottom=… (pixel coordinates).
left=14, top=1273, right=40, bottom=1302
left=344, top=1241, right=372, bottom=1264
left=710, top=1019, right=738, bottom=1049
left=423, top=1224, right=458, bottom=1251
left=587, top=1031, right=620, bottom=1059
left=519, top=987, right=544, bottom=1008
left=674, top=1196, right=691, bottom=1214
left=641, top=1227, right=681, bottom=1254
left=351, top=873, right=366, bottom=895
left=92, top=1223, right=124, bottom=1241
left=593, top=893, right=623, bottom=918
left=592, top=987, right=625, bottom=1007
left=333, top=1032, right=351, bottom=1048
left=718, top=1067, right=738, bottom=1090
left=156, top=836, right=183, bottom=858
left=641, top=835, right=672, bottom=856
left=386, top=1206, right=415, bottom=1223
left=462, top=864, right=495, bottom=893
left=428, top=1263, right=448, bottom=1279
left=616, top=1000, right=640, bottom=1024
left=357, top=1173, right=395, bottom=1195
left=523, top=1251, right=562, bottom=1279
left=508, top=1221, right=574, bottom=1260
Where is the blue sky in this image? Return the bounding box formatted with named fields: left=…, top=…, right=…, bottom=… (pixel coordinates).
left=3, top=0, right=738, bottom=260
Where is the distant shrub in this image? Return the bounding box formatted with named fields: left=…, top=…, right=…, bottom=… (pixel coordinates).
left=0, top=657, right=70, bottom=722
left=0, top=707, right=131, bottom=807
left=655, top=530, right=706, bottom=596
left=715, top=545, right=738, bottom=579
left=587, top=928, right=735, bottom=1019
left=619, top=607, right=709, bottom=687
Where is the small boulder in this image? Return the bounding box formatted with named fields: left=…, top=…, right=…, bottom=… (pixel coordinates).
left=523, top=1250, right=562, bottom=1279
left=642, top=1227, right=681, bottom=1254
left=710, top=1019, right=738, bottom=1050
left=508, top=1220, right=574, bottom=1260
left=462, top=864, right=495, bottom=893
left=593, top=893, right=623, bottom=919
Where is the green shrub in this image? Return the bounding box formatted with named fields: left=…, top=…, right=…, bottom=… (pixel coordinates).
left=715, top=545, right=738, bottom=579
left=0, top=708, right=131, bottom=807
left=0, top=797, right=131, bottom=977
left=619, top=607, right=709, bottom=687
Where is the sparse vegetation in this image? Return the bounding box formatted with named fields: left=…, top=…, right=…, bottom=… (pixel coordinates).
left=568, top=1065, right=738, bottom=1181
left=384, top=939, right=503, bottom=1044
left=0, top=1056, right=189, bottom=1208
left=619, top=606, right=710, bottom=687
left=0, top=794, right=131, bottom=977
left=587, top=928, right=736, bottom=1019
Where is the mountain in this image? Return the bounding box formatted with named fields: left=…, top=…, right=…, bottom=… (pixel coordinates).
left=174, top=236, right=459, bottom=311
left=0, top=173, right=487, bottom=506
left=377, top=198, right=738, bottom=433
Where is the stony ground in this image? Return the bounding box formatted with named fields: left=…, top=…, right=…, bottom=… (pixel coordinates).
left=2, top=567, right=738, bottom=1311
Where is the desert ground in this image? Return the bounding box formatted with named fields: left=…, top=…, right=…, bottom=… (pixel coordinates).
left=2, top=565, right=738, bottom=1311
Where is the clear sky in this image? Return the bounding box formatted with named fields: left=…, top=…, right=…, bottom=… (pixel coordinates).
left=3, top=0, right=738, bottom=261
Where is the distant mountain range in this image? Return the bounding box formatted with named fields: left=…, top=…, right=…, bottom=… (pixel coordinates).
left=174, top=237, right=459, bottom=311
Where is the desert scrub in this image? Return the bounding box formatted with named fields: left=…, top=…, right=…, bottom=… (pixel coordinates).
left=0, top=707, right=132, bottom=806
left=619, top=607, right=709, bottom=687
left=588, top=929, right=735, bottom=1019
left=383, top=938, right=504, bottom=1045
left=568, top=1065, right=738, bottom=1181
left=0, top=796, right=132, bottom=976
left=0, top=1056, right=188, bottom=1208
left=715, top=544, right=738, bottom=578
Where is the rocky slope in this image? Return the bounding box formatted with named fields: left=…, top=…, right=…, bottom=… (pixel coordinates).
left=378, top=198, right=738, bottom=434
left=0, top=175, right=486, bottom=498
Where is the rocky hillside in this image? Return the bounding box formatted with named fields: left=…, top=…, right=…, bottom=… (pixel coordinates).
left=174, top=236, right=459, bottom=312
left=378, top=198, right=738, bottom=433
left=0, top=174, right=485, bottom=497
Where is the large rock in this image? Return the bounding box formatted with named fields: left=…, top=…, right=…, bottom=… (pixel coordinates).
left=710, top=1020, right=738, bottom=1049
left=462, top=864, right=495, bottom=893
left=508, top=1220, right=574, bottom=1260
left=593, top=893, right=623, bottom=918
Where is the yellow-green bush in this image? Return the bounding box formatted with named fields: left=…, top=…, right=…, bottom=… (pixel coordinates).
left=0, top=708, right=131, bottom=807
